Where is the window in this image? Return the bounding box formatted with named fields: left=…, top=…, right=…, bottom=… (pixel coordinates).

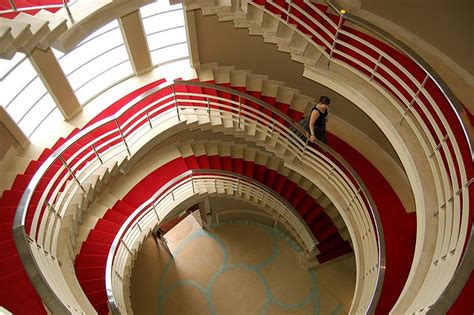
left=140, top=1, right=190, bottom=66
left=53, top=20, right=134, bottom=105
left=0, top=53, right=59, bottom=137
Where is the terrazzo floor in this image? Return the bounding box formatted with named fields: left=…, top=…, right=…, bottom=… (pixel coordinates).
left=130, top=215, right=355, bottom=314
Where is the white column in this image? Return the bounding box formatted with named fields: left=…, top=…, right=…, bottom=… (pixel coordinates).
left=29, top=47, right=82, bottom=120
left=0, top=106, right=29, bottom=149
left=119, top=10, right=153, bottom=75
left=184, top=10, right=201, bottom=68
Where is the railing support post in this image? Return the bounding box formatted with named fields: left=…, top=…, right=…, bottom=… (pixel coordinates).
left=121, top=240, right=133, bottom=256
left=328, top=13, right=344, bottom=67
left=273, top=214, right=280, bottom=229
left=429, top=134, right=448, bottom=158
left=301, top=136, right=310, bottom=160
left=207, top=97, right=211, bottom=120
left=236, top=178, right=241, bottom=196
left=114, top=270, right=123, bottom=282
left=286, top=0, right=292, bottom=23
left=114, top=119, right=131, bottom=156
left=172, top=84, right=180, bottom=121
left=62, top=0, right=74, bottom=24
left=45, top=200, right=62, bottom=219
left=399, top=74, right=429, bottom=125
left=238, top=96, right=242, bottom=130
left=369, top=54, right=383, bottom=82
left=91, top=144, right=103, bottom=164
left=152, top=203, right=159, bottom=220
left=8, top=0, right=16, bottom=10
left=145, top=109, right=152, bottom=129
left=136, top=222, right=143, bottom=233
left=59, top=155, right=86, bottom=193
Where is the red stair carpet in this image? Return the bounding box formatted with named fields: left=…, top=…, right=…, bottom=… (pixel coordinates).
left=74, top=158, right=188, bottom=314
left=326, top=133, right=416, bottom=314
left=0, top=0, right=68, bottom=18
left=189, top=79, right=417, bottom=313
left=74, top=153, right=350, bottom=313
left=0, top=71, right=467, bottom=314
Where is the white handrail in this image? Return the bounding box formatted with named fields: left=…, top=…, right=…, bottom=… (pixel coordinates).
left=105, top=170, right=318, bottom=313
left=243, top=0, right=472, bottom=311
left=14, top=80, right=383, bottom=314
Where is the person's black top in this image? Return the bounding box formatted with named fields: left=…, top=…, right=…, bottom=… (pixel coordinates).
left=313, top=107, right=328, bottom=127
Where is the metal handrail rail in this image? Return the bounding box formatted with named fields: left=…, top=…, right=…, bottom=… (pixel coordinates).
left=174, top=82, right=386, bottom=310
left=249, top=0, right=471, bottom=309
left=105, top=169, right=318, bottom=313
left=13, top=80, right=383, bottom=313
left=320, top=1, right=473, bottom=312
left=175, top=78, right=385, bottom=282
left=325, top=0, right=473, bottom=163
left=12, top=83, right=174, bottom=314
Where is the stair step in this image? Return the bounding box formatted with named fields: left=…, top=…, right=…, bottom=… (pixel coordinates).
left=0, top=17, right=32, bottom=59
left=0, top=254, right=23, bottom=277
left=0, top=26, right=15, bottom=58
left=0, top=206, right=17, bottom=224
left=76, top=266, right=106, bottom=281
left=78, top=241, right=111, bottom=256
left=86, top=288, right=108, bottom=306
left=94, top=218, right=121, bottom=235
left=34, top=9, right=67, bottom=50
left=112, top=200, right=136, bottom=216
left=13, top=12, right=49, bottom=53
left=0, top=269, right=46, bottom=314
left=79, top=277, right=106, bottom=294
left=0, top=239, right=17, bottom=257
left=86, top=229, right=116, bottom=245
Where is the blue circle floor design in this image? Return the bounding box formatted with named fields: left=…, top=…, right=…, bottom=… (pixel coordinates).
left=156, top=221, right=345, bottom=314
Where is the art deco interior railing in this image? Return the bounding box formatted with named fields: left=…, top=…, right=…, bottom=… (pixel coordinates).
left=232, top=0, right=473, bottom=312
left=13, top=80, right=383, bottom=314
left=5, top=0, right=471, bottom=312
left=105, top=169, right=319, bottom=314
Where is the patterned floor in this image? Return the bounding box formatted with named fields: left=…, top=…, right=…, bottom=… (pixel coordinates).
left=130, top=215, right=355, bottom=314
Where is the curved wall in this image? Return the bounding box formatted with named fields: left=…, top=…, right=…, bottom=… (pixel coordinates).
left=194, top=12, right=401, bottom=163
left=361, top=0, right=474, bottom=75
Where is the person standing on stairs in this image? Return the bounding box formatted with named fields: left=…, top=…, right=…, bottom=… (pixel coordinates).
left=308, top=96, right=330, bottom=144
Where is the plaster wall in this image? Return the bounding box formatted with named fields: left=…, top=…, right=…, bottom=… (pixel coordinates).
left=193, top=11, right=401, bottom=164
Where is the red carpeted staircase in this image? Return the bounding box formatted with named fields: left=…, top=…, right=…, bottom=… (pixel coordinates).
left=182, top=150, right=351, bottom=261
left=2, top=68, right=469, bottom=314
left=73, top=158, right=188, bottom=314
left=73, top=152, right=351, bottom=312
left=177, top=77, right=418, bottom=313
left=201, top=1, right=474, bottom=310
left=0, top=77, right=169, bottom=313
left=0, top=74, right=410, bottom=314
left=0, top=142, right=70, bottom=314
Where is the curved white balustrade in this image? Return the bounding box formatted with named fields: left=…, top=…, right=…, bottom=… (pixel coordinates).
left=4, top=0, right=470, bottom=312
left=232, top=0, right=472, bottom=312
left=105, top=170, right=318, bottom=313
left=14, top=80, right=383, bottom=314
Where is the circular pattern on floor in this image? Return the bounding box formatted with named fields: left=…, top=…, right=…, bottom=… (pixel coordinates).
left=158, top=221, right=329, bottom=314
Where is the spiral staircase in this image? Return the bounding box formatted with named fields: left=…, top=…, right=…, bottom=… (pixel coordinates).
left=0, top=0, right=472, bottom=314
